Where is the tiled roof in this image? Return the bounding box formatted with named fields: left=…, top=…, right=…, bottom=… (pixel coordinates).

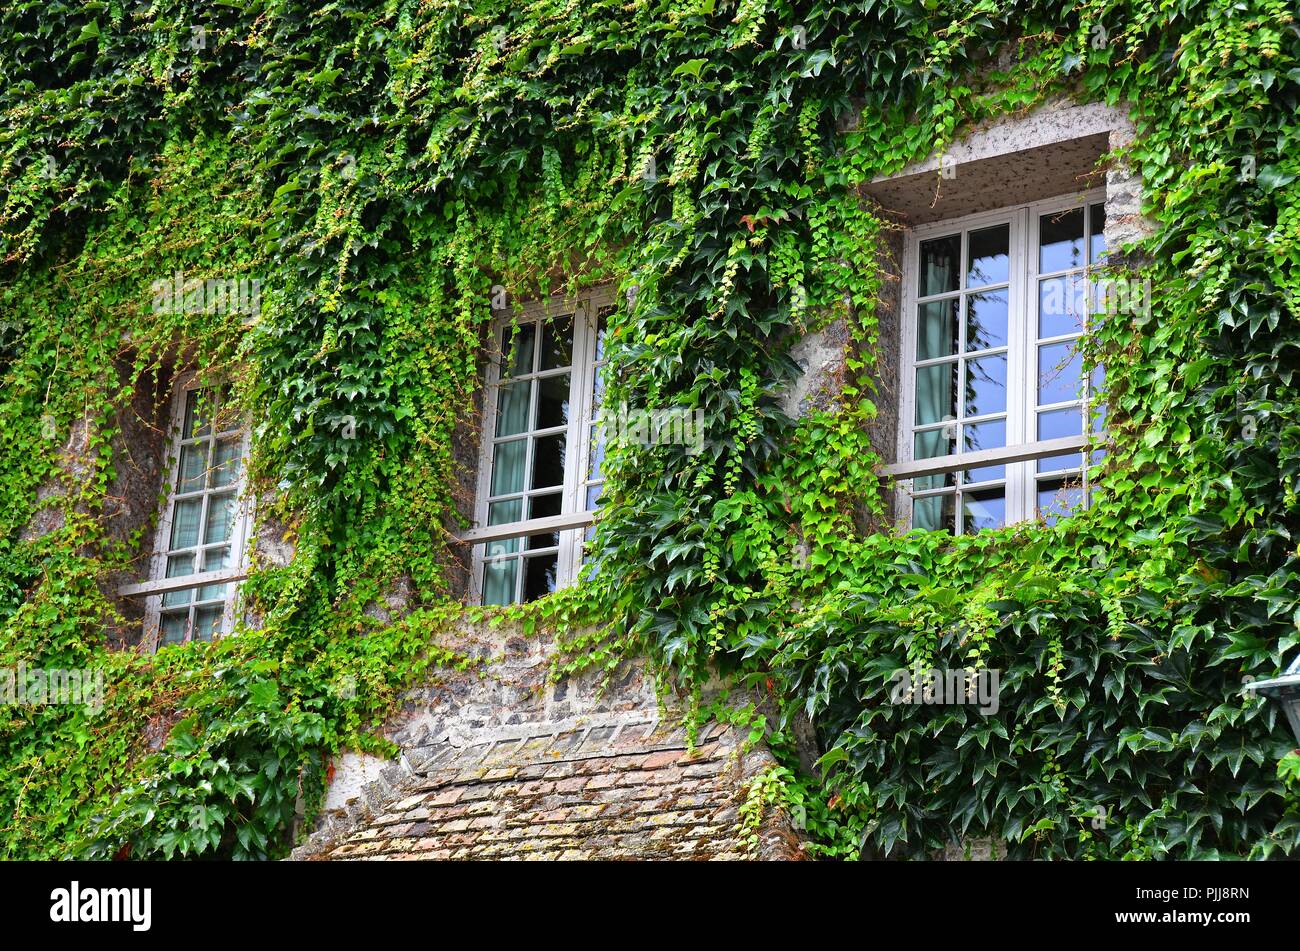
left=291, top=713, right=803, bottom=861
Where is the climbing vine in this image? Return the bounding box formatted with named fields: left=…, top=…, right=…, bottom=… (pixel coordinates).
left=0, top=0, right=1297, bottom=860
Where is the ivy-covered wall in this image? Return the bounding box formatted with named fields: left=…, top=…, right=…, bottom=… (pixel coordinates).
left=0, top=1, right=1297, bottom=860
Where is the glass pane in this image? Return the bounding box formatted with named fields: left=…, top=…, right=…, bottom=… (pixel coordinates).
left=197, top=581, right=228, bottom=602
left=523, top=553, right=559, bottom=601
left=1039, top=207, right=1085, bottom=273
left=585, top=483, right=603, bottom=510
left=966, top=225, right=1009, bottom=288
left=169, top=498, right=203, bottom=549
left=587, top=423, right=605, bottom=482
left=1089, top=203, right=1107, bottom=265
left=490, top=440, right=527, bottom=496
left=487, top=498, right=522, bottom=525
left=916, top=298, right=959, bottom=360
left=541, top=316, right=574, bottom=370
left=527, top=493, right=562, bottom=549
left=595, top=307, right=611, bottom=362
left=211, top=438, right=241, bottom=487
left=914, top=363, right=956, bottom=426
left=1038, top=477, right=1085, bottom=524
left=1038, top=406, right=1083, bottom=440
left=183, top=390, right=211, bottom=439
left=202, top=546, right=230, bottom=571
left=962, top=418, right=1005, bottom=453
left=166, top=552, right=195, bottom=577
left=160, top=612, right=189, bottom=645
left=176, top=443, right=207, bottom=493
left=963, top=464, right=1005, bottom=484
left=1039, top=274, right=1087, bottom=338
left=502, top=323, right=535, bottom=378
left=536, top=373, right=570, bottom=430
left=962, top=488, right=1006, bottom=534
left=1038, top=342, right=1084, bottom=406
left=913, top=428, right=955, bottom=492
left=919, top=235, right=960, bottom=297
left=913, top=494, right=956, bottom=533
left=161, top=554, right=194, bottom=607
left=1037, top=452, right=1084, bottom=473
left=198, top=547, right=231, bottom=601
left=966, top=290, right=1008, bottom=352
left=531, top=432, right=566, bottom=489
left=482, top=557, right=519, bottom=605
left=485, top=536, right=521, bottom=559
left=965, top=353, right=1007, bottom=417
left=495, top=381, right=531, bottom=437
left=204, top=493, right=236, bottom=544
left=193, top=605, right=223, bottom=642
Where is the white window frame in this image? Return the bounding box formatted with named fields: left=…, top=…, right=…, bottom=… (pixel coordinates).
left=895, top=188, right=1107, bottom=532
left=469, top=285, right=613, bottom=605
left=141, top=375, right=253, bottom=647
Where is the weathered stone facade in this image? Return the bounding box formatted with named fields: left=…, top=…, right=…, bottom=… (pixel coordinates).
left=293, top=621, right=804, bottom=861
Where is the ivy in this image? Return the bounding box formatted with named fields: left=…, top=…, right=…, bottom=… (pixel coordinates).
left=0, top=0, right=1298, bottom=859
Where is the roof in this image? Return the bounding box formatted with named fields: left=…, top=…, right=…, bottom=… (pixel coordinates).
left=291, top=712, right=804, bottom=861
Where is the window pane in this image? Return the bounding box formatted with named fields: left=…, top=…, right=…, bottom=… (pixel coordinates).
left=966, top=225, right=1009, bottom=288
left=527, top=493, right=562, bottom=549
left=913, top=428, right=956, bottom=491
left=1037, top=452, right=1084, bottom=473
left=176, top=443, right=207, bottom=493
left=211, top=438, right=241, bottom=487
left=162, top=553, right=195, bottom=607
left=501, top=323, right=535, bottom=378
left=1038, top=406, right=1083, bottom=440
left=485, top=536, right=522, bottom=559
left=1039, top=207, right=1085, bottom=273
left=585, top=483, right=603, bottom=509
left=914, top=363, right=956, bottom=426
left=966, top=290, right=1008, bottom=352
left=523, top=553, right=559, bottom=601
left=913, top=494, right=955, bottom=532
left=965, top=353, right=1007, bottom=417
left=587, top=423, right=605, bottom=482
left=169, top=498, right=203, bottom=549
left=183, top=390, right=211, bottom=439
left=919, top=235, right=960, bottom=296
left=963, top=464, right=1005, bottom=484
left=495, top=380, right=531, bottom=437
left=962, top=488, right=1006, bottom=534
left=160, top=612, right=189, bottom=645
left=541, top=316, right=574, bottom=370
left=1038, top=342, right=1084, bottom=406
left=531, top=432, right=566, bottom=489
left=490, top=439, right=527, bottom=496
left=916, top=298, right=959, bottom=360
left=536, top=373, right=570, bottom=429
left=193, top=605, right=223, bottom=642
left=1038, top=274, right=1087, bottom=338
left=595, top=307, right=611, bottom=363
left=482, top=558, right=519, bottom=605
left=1038, top=477, right=1085, bottom=524
left=962, top=418, right=1006, bottom=453
left=204, top=493, right=236, bottom=544
left=1089, top=203, right=1107, bottom=265
left=487, top=498, right=522, bottom=525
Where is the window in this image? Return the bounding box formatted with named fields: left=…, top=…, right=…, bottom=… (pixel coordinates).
left=898, top=190, right=1107, bottom=533
left=144, top=381, right=251, bottom=645
left=472, top=288, right=612, bottom=605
